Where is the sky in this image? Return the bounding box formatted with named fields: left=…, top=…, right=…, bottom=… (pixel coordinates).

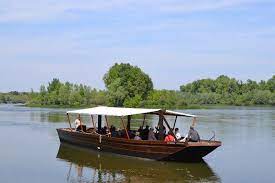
left=0, top=0, right=274, bottom=92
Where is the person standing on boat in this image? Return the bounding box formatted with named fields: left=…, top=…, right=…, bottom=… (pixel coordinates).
left=187, top=126, right=200, bottom=142
left=75, top=115, right=81, bottom=131
left=148, top=128, right=157, bottom=141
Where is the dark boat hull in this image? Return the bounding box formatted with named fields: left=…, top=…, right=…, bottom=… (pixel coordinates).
left=57, top=128, right=221, bottom=162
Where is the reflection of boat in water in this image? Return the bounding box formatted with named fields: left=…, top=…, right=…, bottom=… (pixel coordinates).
left=57, top=143, right=221, bottom=183
left=57, top=106, right=221, bottom=162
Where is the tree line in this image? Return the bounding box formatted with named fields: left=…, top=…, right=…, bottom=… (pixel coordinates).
left=28, top=79, right=107, bottom=107
left=180, top=75, right=275, bottom=106
left=0, top=63, right=274, bottom=108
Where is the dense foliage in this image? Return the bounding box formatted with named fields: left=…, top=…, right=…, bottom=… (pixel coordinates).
left=0, top=91, right=30, bottom=104
left=28, top=79, right=107, bottom=107
left=180, top=75, right=275, bottom=105
left=1, top=63, right=274, bottom=108
left=103, top=63, right=153, bottom=107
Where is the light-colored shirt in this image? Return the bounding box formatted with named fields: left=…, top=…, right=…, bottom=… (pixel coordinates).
left=75, top=119, right=81, bottom=129
left=148, top=130, right=157, bottom=141
left=175, top=132, right=181, bottom=140
left=134, top=135, right=142, bottom=140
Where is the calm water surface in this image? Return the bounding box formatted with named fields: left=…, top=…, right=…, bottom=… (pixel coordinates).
left=0, top=104, right=274, bottom=183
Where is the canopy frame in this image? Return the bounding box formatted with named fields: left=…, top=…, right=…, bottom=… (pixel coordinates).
left=66, top=106, right=197, bottom=141
left=66, top=106, right=196, bottom=118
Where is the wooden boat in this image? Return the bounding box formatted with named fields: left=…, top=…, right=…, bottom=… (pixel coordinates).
left=57, top=106, right=221, bottom=162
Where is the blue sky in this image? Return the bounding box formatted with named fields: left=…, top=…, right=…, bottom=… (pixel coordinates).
left=0, top=0, right=274, bottom=92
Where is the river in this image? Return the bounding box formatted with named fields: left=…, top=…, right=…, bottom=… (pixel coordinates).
left=0, top=104, right=274, bottom=183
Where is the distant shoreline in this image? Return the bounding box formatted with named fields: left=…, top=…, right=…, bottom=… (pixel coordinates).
left=1, top=74, right=274, bottom=108
left=1, top=103, right=273, bottom=110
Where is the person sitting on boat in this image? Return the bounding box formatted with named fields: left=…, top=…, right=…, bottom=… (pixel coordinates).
left=121, top=129, right=129, bottom=139
left=175, top=128, right=182, bottom=140
left=110, top=125, right=118, bottom=137
left=117, top=128, right=122, bottom=137
left=187, top=126, right=200, bottom=142
left=138, top=126, right=143, bottom=133
left=148, top=128, right=157, bottom=141
left=101, top=126, right=107, bottom=134
left=129, top=130, right=135, bottom=139
left=141, top=125, right=150, bottom=140
left=134, top=132, right=142, bottom=140
left=156, top=125, right=166, bottom=140
left=164, top=131, right=175, bottom=142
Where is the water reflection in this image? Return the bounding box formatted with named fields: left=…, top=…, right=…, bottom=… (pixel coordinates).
left=57, top=143, right=220, bottom=183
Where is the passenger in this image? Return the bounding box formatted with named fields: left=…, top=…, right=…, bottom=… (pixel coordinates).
left=141, top=125, right=150, bottom=140
left=175, top=128, right=182, bottom=140
left=110, top=125, right=115, bottom=132
left=117, top=128, right=122, bottom=137
left=187, top=126, right=200, bottom=142
left=74, top=115, right=86, bottom=132
left=134, top=132, right=142, bottom=140
left=137, top=126, right=143, bottom=133
left=121, top=129, right=128, bottom=139
left=148, top=128, right=157, bottom=141
left=129, top=130, right=135, bottom=139
left=110, top=125, right=118, bottom=137
left=75, top=116, right=81, bottom=131
left=156, top=126, right=166, bottom=140
left=164, top=131, right=175, bottom=142
left=101, top=126, right=107, bottom=134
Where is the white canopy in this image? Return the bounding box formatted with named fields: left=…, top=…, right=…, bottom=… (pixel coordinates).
left=67, top=106, right=196, bottom=117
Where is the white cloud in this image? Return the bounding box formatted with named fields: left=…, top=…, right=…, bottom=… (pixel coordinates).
left=0, top=0, right=274, bottom=91
left=0, top=0, right=266, bottom=22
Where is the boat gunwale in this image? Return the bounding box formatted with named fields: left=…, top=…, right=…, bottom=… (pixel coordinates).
left=57, top=128, right=221, bottom=147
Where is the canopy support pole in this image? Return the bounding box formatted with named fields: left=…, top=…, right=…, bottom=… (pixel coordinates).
left=192, top=117, right=197, bottom=127
left=172, top=116, right=178, bottom=130
left=142, top=114, right=146, bottom=128
left=127, top=115, right=131, bottom=130
left=66, top=113, right=72, bottom=131
left=98, top=115, right=102, bottom=130
left=105, top=115, right=110, bottom=137
left=91, top=115, right=96, bottom=131
left=162, top=114, right=178, bottom=142
left=120, top=117, right=130, bottom=139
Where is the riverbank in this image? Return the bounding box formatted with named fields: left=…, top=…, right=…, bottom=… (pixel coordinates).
left=25, top=103, right=207, bottom=110
left=11, top=103, right=273, bottom=111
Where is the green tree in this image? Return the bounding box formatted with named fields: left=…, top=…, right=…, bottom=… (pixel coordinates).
left=266, top=75, right=275, bottom=92
left=47, top=78, right=61, bottom=93
left=103, top=63, right=153, bottom=107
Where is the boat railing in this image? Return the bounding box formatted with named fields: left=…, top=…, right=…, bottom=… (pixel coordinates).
left=208, top=131, right=216, bottom=141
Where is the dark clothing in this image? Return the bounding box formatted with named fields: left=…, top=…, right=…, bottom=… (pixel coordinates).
left=111, top=131, right=118, bottom=137
left=76, top=125, right=86, bottom=132
left=141, top=128, right=149, bottom=140
left=188, top=128, right=200, bottom=142
left=155, top=126, right=166, bottom=140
